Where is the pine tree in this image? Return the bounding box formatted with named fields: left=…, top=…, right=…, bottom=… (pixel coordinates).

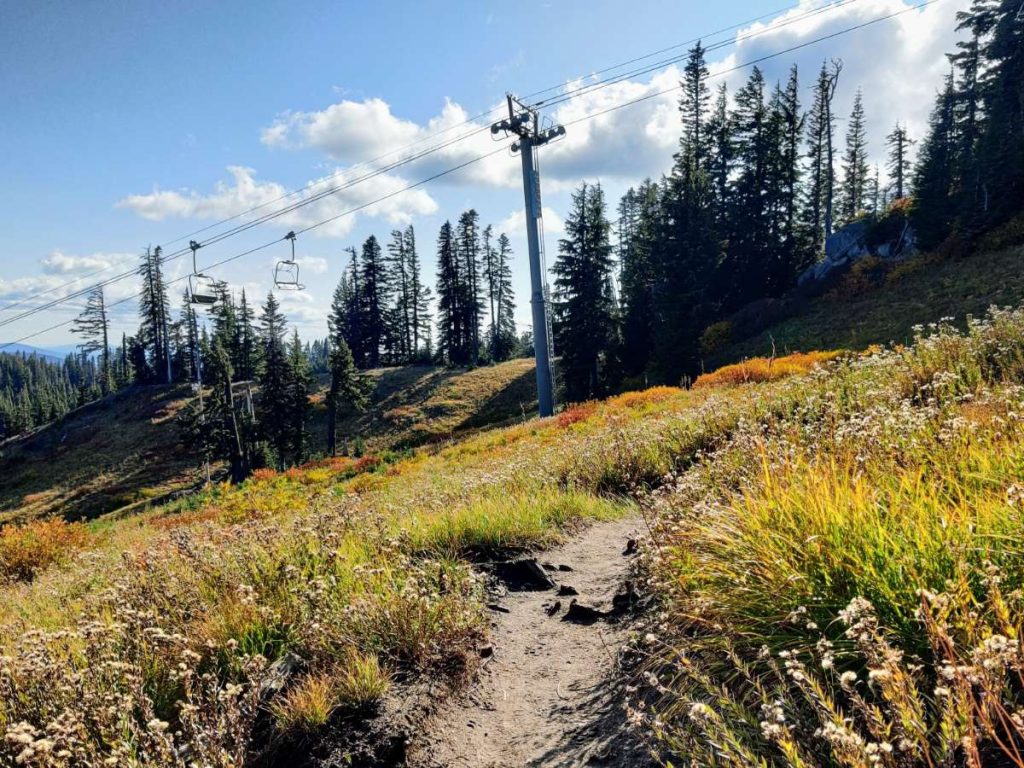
left=678, top=41, right=711, bottom=171
left=706, top=84, right=734, bottom=223
left=552, top=183, right=617, bottom=402
left=436, top=220, right=469, bottom=365
left=325, top=338, right=369, bottom=457
left=618, top=181, right=661, bottom=378
left=886, top=123, right=913, bottom=200
left=778, top=65, right=805, bottom=267
left=257, top=293, right=291, bottom=469
left=804, top=60, right=843, bottom=255
left=236, top=289, right=260, bottom=381
left=456, top=210, right=483, bottom=364
left=727, top=66, right=772, bottom=305
left=387, top=228, right=412, bottom=362
left=286, top=329, right=312, bottom=466
left=71, top=286, right=112, bottom=394
left=404, top=226, right=431, bottom=360
left=359, top=235, right=388, bottom=368
left=137, top=246, right=172, bottom=383
left=840, top=90, right=870, bottom=223
left=912, top=74, right=960, bottom=249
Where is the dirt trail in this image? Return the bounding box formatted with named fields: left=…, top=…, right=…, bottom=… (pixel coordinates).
left=408, top=517, right=655, bottom=768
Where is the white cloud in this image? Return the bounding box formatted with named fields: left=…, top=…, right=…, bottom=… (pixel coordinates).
left=0, top=251, right=140, bottom=315
left=294, top=255, right=329, bottom=274
left=117, top=166, right=439, bottom=239
left=497, top=206, right=565, bottom=237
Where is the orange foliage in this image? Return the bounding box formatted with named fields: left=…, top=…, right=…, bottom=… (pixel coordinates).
left=556, top=402, right=598, bottom=428
left=250, top=468, right=279, bottom=482
left=608, top=386, right=681, bottom=409
left=692, top=350, right=842, bottom=390
left=0, top=519, right=90, bottom=583
left=353, top=456, right=380, bottom=474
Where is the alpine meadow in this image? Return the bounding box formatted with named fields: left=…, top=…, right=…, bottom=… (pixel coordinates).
left=2, top=1, right=1024, bottom=766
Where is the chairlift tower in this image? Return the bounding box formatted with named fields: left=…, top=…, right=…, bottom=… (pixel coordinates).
left=491, top=94, right=564, bottom=418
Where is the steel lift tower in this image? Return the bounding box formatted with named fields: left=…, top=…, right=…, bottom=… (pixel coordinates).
left=492, top=94, right=564, bottom=418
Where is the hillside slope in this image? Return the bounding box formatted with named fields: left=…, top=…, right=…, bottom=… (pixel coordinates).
left=0, top=358, right=537, bottom=523
left=4, top=310, right=1024, bottom=765
left=712, top=244, right=1024, bottom=365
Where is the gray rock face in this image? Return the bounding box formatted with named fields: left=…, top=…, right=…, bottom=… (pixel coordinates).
left=798, top=218, right=916, bottom=286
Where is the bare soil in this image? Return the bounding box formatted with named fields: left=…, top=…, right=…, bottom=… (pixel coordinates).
left=407, top=516, right=655, bottom=768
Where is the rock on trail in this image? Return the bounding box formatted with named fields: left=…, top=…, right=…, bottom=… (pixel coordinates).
left=408, top=516, right=655, bottom=768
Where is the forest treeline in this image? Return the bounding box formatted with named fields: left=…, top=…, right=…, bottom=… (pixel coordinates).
left=550, top=0, right=1022, bottom=399
left=2, top=0, right=1020, bottom=460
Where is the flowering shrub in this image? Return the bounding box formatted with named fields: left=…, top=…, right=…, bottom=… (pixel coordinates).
left=692, top=350, right=842, bottom=389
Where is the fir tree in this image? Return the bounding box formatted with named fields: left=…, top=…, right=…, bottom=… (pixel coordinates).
left=286, top=329, right=312, bottom=466
left=886, top=123, right=913, bottom=200
left=359, top=235, right=388, bottom=368
left=257, top=293, right=291, bottom=469
left=552, top=183, right=617, bottom=402
left=840, top=90, right=870, bottom=222
left=71, top=286, right=112, bottom=394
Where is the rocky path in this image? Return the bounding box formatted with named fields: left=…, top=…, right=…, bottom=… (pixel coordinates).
left=407, top=517, right=655, bottom=768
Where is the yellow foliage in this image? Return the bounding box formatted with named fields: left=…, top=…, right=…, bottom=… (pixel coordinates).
left=0, top=519, right=90, bottom=582
left=692, top=350, right=841, bottom=390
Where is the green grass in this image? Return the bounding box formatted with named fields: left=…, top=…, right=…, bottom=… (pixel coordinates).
left=713, top=245, right=1024, bottom=365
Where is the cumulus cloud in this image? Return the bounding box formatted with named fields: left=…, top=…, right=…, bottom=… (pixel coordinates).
left=497, top=207, right=565, bottom=237
left=708, top=0, right=970, bottom=167
left=0, top=250, right=140, bottom=315
left=257, top=0, right=965, bottom=189
left=117, top=166, right=439, bottom=239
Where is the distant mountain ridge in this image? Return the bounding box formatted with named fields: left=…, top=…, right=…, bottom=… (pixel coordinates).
left=0, top=343, right=68, bottom=362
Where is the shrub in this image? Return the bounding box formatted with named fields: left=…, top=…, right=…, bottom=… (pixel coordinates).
left=0, top=519, right=89, bottom=582
left=699, top=321, right=734, bottom=357
left=607, top=386, right=681, bottom=410
left=556, top=401, right=598, bottom=428
left=692, top=350, right=841, bottom=390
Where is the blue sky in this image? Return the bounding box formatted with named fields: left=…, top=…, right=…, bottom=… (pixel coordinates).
left=0, top=0, right=968, bottom=347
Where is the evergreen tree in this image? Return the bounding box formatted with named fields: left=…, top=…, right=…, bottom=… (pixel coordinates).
left=706, top=84, right=735, bottom=223
left=552, top=183, right=617, bottom=401
left=404, top=226, right=431, bottom=360
left=286, top=329, right=312, bottom=465
left=456, top=210, right=483, bottom=364
left=618, top=181, right=661, bottom=377
left=678, top=41, right=711, bottom=171
left=840, top=90, right=871, bottom=222
left=236, top=289, right=261, bottom=381
left=325, top=338, right=370, bottom=457
left=137, top=246, right=172, bottom=383
left=257, top=293, right=291, bottom=469
left=777, top=65, right=805, bottom=273
left=71, top=286, right=112, bottom=394
left=886, top=123, right=913, bottom=200
left=912, top=75, right=959, bottom=248
left=358, top=235, right=388, bottom=368
left=387, top=228, right=412, bottom=362
left=804, top=60, right=843, bottom=255
left=436, top=220, right=470, bottom=365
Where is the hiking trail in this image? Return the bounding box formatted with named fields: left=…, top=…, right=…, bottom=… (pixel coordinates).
left=408, top=516, right=655, bottom=768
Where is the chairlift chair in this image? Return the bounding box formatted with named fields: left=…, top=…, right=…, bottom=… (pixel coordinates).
left=274, top=231, right=305, bottom=291
left=187, top=240, right=218, bottom=305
